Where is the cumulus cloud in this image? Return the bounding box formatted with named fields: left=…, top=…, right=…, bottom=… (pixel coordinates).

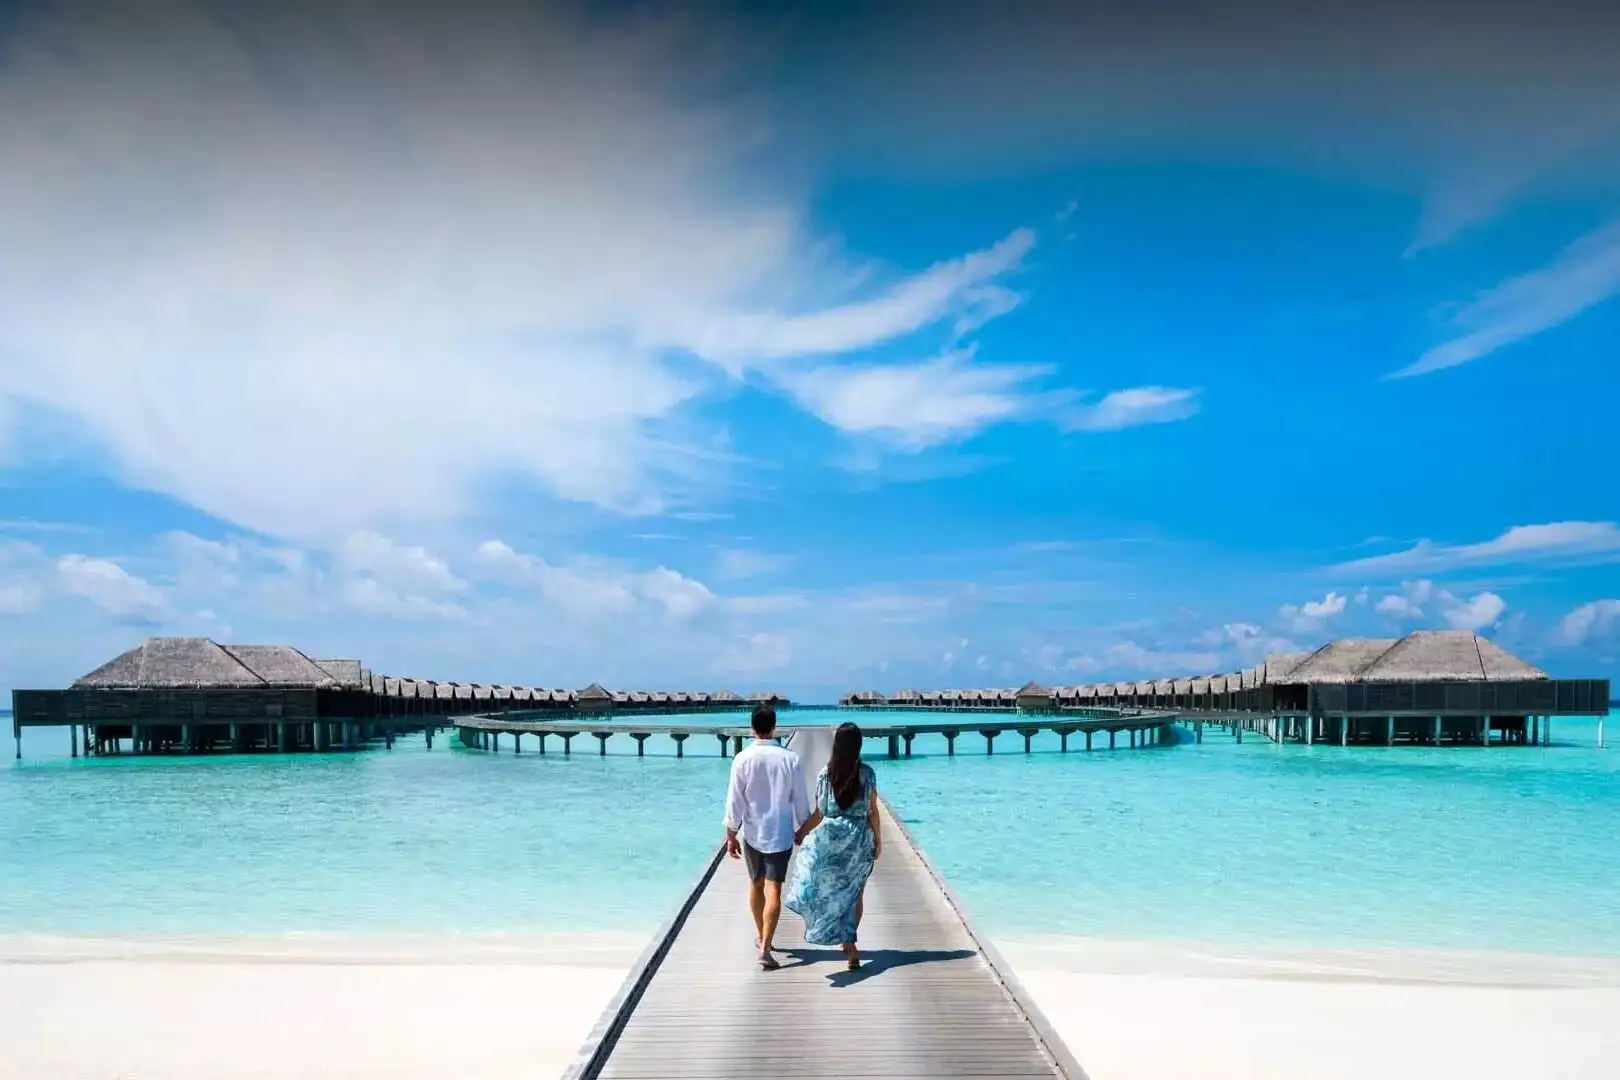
left=1372, top=579, right=1505, bottom=630
left=1335, top=522, right=1620, bottom=577
left=1279, top=590, right=1348, bottom=633
left=1555, top=599, right=1620, bottom=646
left=337, top=532, right=466, bottom=596
left=57, top=555, right=165, bottom=620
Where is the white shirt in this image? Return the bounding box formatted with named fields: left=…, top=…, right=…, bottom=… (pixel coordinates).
left=722, top=740, right=810, bottom=855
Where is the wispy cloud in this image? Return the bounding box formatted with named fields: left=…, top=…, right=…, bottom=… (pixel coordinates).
left=1392, top=218, right=1620, bottom=378
left=778, top=348, right=1055, bottom=450
left=0, top=3, right=1055, bottom=541
left=666, top=229, right=1037, bottom=373
left=1063, top=387, right=1200, bottom=432
left=711, top=547, right=791, bottom=580
left=1334, top=522, right=1620, bottom=577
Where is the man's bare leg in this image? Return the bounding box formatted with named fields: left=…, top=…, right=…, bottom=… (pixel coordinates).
left=760, top=880, right=783, bottom=954
left=749, top=879, right=765, bottom=947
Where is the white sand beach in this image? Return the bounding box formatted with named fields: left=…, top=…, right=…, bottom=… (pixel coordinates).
left=1001, top=936, right=1620, bottom=1080
left=4, top=932, right=1619, bottom=1079
left=0, top=933, right=645, bottom=1080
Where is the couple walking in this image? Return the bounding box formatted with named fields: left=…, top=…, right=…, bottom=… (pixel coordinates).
left=722, top=706, right=881, bottom=971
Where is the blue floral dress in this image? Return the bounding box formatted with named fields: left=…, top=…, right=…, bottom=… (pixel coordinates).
left=785, top=763, right=876, bottom=946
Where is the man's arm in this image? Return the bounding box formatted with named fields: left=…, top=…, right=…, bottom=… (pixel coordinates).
left=790, top=757, right=811, bottom=840
left=722, top=756, right=746, bottom=858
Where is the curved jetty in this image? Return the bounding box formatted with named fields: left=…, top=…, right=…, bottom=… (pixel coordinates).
left=564, top=726, right=1085, bottom=1080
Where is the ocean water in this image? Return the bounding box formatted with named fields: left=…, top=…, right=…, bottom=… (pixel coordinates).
left=4, top=708, right=1618, bottom=955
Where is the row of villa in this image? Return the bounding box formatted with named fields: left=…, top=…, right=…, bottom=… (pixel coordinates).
left=9, top=637, right=786, bottom=756
left=841, top=630, right=1611, bottom=720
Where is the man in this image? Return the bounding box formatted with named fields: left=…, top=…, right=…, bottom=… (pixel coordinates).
left=722, top=703, right=809, bottom=970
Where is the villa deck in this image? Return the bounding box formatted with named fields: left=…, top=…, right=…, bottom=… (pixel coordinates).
left=563, top=727, right=1083, bottom=1080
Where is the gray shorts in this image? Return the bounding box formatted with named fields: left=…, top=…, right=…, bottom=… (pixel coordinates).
left=743, top=841, right=791, bottom=883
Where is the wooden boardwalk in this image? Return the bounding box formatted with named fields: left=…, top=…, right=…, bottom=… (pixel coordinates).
left=565, top=727, right=1084, bottom=1080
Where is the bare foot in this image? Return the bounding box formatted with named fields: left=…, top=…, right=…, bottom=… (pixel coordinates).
left=759, top=950, right=780, bottom=970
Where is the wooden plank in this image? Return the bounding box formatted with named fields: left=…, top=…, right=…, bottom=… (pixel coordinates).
left=572, top=726, right=1082, bottom=1080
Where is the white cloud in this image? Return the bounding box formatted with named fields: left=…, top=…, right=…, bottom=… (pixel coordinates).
left=0, top=582, right=42, bottom=616
left=1335, top=522, right=1620, bottom=577
left=57, top=554, right=164, bottom=619
left=1440, top=590, right=1506, bottom=631
left=638, top=567, right=717, bottom=619
left=0, top=2, right=1049, bottom=540
left=667, top=230, right=1037, bottom=372
left=712, top=547, right=791, bottom=580
left=477, top=539, right=712, bottom=621
left=1279, top=590, right=1347, bottom=633
left=1064, top=387, right=1201, bottom=432
left=337, top=532, right=465, bottom=596
left=1065, top=641, right=1220, bottom=677
left=715, top=632, right=793, bottom=676
left=1371, top=578, right=1505, bottom=631
left=1392, top=218, right=1620, bottom=377
left=1555, top=599, right=1620, bottom=647
left=777, top=348, right=1053, bottom=449
left=340, top=578, right=467, bottom=622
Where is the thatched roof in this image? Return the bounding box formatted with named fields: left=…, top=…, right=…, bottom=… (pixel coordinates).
left=711, top=689, right=740, bottom=702
left=314, top=658, right=364, bottom=686
left=222, top=645, right=337, bottom=687
left=1358, top=630, right=1547, bottom=682
left=1190, top=677, right=1209, bottom=694
left=74, top=637, right=263, bottom=689
left=472, top=686, right=492, bottom=701
left=920, top=690, right=942, bottom=703
left=434, top=683, right=454, bottom=700
left=650, top=691, right=669, bottom=703
left=383, top=677, right=401, bottom=697
left=1261, top=652, right=1310, bottom=684
left=1282, top=638, right=1400, bottom=684
left=578, top=683, right=612, bottom=703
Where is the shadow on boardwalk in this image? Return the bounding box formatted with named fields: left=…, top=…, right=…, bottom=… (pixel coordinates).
left=779, top=946, right=978, bottom=985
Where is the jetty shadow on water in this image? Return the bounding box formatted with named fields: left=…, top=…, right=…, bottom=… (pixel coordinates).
left=779, top=946, right=977, bottom=985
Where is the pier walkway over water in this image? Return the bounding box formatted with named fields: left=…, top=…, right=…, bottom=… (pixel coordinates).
left=564, top=726, right=1084, bottom=1080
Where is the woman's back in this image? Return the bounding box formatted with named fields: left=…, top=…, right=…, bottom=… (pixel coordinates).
left=817, top=762, right=874, bottom=819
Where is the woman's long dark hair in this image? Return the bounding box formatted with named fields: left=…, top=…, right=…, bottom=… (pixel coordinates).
left=826, top=722, right=865, bottom=810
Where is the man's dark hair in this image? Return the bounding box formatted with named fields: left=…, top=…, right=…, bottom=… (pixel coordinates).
left=750, top=703, right=777, bottom=736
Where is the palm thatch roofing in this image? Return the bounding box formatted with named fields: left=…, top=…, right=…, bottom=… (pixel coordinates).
left=1190, top=677, right=1210, bottom=694
left=73, top=637, right=346, bottom=689
left=383, top=677, right=401, bottom=696
left=493, top=686, right=512, bottom=701
left=1357, top=630, right=1547, bottom=682
left=650, top=691, right=670, bottom=703
left=1281, top=638, right=1401, bottom=684
left=1132, top=680, right=1153, bottom=696
left=577, top=683, right=612, bottom=703
left=314, top=658, right=364, bottom=686
left=1261, top=652, right=1310, bottom=684
left=711, top=689, right=740, bottom=702
left=434, top=683, right=454, bottom=700
left=511, top=687, right=533, bottom=701
left=920, top=690, right=942, bottom=703
left=1172, top=678, right=1193, bottom=694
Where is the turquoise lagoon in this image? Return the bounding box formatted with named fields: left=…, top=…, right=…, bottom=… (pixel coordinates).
left=4, top=709, right=1619, bottom=955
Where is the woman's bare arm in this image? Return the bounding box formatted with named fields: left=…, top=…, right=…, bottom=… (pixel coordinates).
left=795, top=809, right=822, bottom=845
left=868, top=796, right=882, bottom=859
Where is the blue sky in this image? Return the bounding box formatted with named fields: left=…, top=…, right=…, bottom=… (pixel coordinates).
left=1, top=1, right=1618, bottom=702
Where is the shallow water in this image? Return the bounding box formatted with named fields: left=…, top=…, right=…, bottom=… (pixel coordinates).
left=4, top=709, right=1617, bottom=954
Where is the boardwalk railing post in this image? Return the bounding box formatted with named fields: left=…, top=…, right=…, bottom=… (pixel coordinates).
left=672, top=733, right=687, bottom=758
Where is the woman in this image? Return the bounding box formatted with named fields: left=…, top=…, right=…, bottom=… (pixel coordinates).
left=785, top=722, right=882, bottom=969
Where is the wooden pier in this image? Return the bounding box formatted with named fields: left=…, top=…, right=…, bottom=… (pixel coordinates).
left=564, top=727, right=1084, bottom=1080
left=454, top=711, right=1179, bottom=758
